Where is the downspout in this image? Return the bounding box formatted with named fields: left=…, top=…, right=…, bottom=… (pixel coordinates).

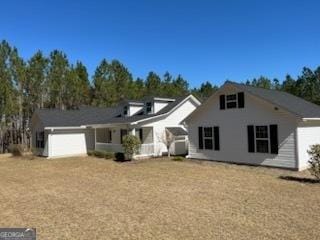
left=295, top=125, right=300, bottom=171
left=94, top=128, right=97, bottom=150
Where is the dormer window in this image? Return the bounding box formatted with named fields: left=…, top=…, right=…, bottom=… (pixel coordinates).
left=146, top=102, right=153, bottom=114
left=123, top=106, right=128, bottom=116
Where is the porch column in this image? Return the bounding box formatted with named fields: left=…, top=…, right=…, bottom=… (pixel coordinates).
left=129, top=128, right=136, bottom=136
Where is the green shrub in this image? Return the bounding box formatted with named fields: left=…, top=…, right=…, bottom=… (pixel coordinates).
left=89, top=150, right=114, bottom=159
left=122, top=135, right=141, bottom=160
left=87, top=150, right=94, bottom=156
left=103, top=151, right=114, bottom=159
left=172, top=156, right=185, bottom=161
left=308, top=144, right=320, bottom=180
left=114, top=152, right=125, bottom=162
left=8, top=144, right=24, bottom=156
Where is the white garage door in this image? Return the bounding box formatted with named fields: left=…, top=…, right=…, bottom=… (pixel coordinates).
left=50, top=132, right=87, bottom=157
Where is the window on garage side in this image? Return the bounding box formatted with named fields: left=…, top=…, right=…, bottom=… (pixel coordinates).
left=248, top=125, right=278, bottom=154
left=198, top=126, right=220, bottom=150
left=203, top=127, right=213, bottom=150
left=255, top=126, right=269, bottom=153
left=36, top=131, right=45, bottom=148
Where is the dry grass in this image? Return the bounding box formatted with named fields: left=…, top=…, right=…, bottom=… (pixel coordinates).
left=0, top=156, right=319, bottom=240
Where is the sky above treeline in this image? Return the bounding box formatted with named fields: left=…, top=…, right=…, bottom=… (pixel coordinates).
left=1, top=0, right=319, bottom=87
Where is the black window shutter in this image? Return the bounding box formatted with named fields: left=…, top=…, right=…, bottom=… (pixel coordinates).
left=198, top=127, right=203, bottom=149
left=220, top=95, right=226, bottom=110
left=247, top=125, right=255, bottom=153
left=214, top=126, right=220, bottom=150
left=139, top=129, right=143, bottom=142
left=270, top=125, right=278, bottom=154
left=238, top=92, right=245, bottom=108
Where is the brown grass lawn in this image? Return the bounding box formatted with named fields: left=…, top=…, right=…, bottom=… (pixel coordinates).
left=0, top=156, right=319, bottom=240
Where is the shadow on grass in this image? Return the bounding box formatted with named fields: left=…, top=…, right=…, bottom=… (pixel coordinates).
left=279, top=175, right=320, bottom=184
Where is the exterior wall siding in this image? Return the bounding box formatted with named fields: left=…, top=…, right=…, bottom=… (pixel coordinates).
left=143, top=98, right=198, bottom=156
left=187, top=85, right=298, bottom=169
left=297, top=120, right=320, bottom=170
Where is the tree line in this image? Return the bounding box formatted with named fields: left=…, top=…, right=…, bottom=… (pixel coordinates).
left=0, top=39, right=319, bottom=152
left=245, top=67, right=320, bottom=105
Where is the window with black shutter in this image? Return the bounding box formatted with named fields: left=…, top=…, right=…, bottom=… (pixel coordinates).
left=255, top=126, right=269, bottom=153
left=221, top=92, right=245, bottom=109
left=203, top=127, right=213, bottom=149
left=199, top=126, right=220, bottom=150
left=247, top=124, right=279, bottom=154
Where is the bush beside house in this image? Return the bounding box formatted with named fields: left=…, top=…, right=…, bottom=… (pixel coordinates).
left=308, top=145, right=320, bottom=180
left=122, top=135, right=141, bottom=160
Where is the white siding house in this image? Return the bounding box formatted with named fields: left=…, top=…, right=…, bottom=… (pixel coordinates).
left=186, top=81, right=320, bottom=171
left=31, top=95, right=200, bottom=158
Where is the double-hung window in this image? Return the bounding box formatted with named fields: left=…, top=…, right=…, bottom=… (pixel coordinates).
left=226, top=94, right=237, bottom=109
left=203, top=127, right=213, bottom=149
left=198, top=126, right=220, bottom=150
left=247, top=125, right=278, bottom=154
left=255, top=126, right=269, bottom=153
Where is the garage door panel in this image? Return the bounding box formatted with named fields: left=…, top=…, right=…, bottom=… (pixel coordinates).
left=50, top=133, right=87, bottom=157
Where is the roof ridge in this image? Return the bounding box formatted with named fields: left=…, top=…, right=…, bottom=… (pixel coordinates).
left=226, top=81, right=320, bottom=109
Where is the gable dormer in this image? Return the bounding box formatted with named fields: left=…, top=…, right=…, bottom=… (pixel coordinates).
left=144, top=97, right=175, bottom=114
left=122, top=101, right=144, bottom=117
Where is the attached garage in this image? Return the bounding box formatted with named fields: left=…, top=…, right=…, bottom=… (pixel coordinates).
left=49, top=131, right=89, bottom=157
left=31, top=107, right=106, bottom=158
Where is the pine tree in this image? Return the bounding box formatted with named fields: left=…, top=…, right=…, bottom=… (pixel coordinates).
left=145, top=71, right=161, bottom=96
left=47, top=50, right=70, bottom=109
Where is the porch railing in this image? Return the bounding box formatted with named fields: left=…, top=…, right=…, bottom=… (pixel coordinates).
left=95, top=143, right=123, bottom=153
left=95, top=142, right=155, bottom=156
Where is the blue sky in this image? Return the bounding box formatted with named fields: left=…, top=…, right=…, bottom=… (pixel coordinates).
left=1, top=0, right=319, bottom=87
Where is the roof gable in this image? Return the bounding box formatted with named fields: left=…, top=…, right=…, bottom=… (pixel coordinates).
left=186, top=81, right=320, bottom=122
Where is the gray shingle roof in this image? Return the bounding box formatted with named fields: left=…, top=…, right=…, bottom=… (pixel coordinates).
left=166, top=127, right=188, bottom=136
left=34, top=106, right=121, bottom=127
left=93, top=96, right=187, bottom=125
left=34, top=96, right=190, bottom=127
left=227, top=81, right=320, bottom=118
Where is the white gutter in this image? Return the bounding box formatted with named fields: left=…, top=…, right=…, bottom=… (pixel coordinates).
left=44, top=126, right=87, bottom=130
left=302, top=118, right=320, bottom=121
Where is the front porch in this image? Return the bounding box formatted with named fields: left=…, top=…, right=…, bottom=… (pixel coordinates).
left=93, top=125, right=157, bottom=156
